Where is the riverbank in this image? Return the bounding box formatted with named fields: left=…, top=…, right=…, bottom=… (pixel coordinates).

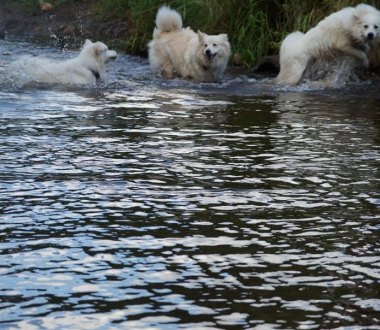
left=1, top=0, right=380, bottom=70
left=0, top=1, right=130, bottom=50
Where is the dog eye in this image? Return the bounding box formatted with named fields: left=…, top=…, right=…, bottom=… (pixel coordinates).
left=213, top=43, right=217, bottom=47
left=204, top=44, right=208, bottom=48
left=375, top=25, right=378, bottom=29
left=364, top=24, right=369, bottom=28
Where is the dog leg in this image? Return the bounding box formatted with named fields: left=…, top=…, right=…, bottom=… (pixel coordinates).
left=160, top=63, right=175, bottom=78
left=276, top=60, right=307, bottom=85
left=341, top=45, right=369, bottom=67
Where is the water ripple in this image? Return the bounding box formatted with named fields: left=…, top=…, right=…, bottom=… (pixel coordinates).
left=0, top=37, right=380, bottom=329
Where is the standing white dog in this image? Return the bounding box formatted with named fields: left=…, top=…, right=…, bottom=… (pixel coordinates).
left=9, top=39, right=117, bottom=85
left=276, top=4, right=380, bottom=85
left=148, top=6, right=231, bottom=82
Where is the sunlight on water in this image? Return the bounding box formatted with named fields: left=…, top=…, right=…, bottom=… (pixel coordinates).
left=0, top=37, right=379, bottom=330
left=105, top=89, right=234, bottom=111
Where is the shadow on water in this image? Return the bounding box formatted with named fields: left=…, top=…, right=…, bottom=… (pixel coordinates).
left=0, top=36, right=379, bottom=329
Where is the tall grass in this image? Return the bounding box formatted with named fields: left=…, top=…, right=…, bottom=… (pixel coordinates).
left=8, top=0, right=380, bottom=66
left=93, top=0, right=380, bottom=66
left=92, top=0, right=276, bottom=63
left=230, top=1, right=275, bottom=66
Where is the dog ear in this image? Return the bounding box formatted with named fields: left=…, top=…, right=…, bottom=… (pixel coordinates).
left=197, top=30, right=206, bottom=42
left=220, top=34, right=229, bottom=42
left=355, top=3, right=372, bottom=14
left=92, top=43, right=103, bottom=57
left=84, top=39, right=93, bottom=47
left=352, top=14, right=361, bottom=24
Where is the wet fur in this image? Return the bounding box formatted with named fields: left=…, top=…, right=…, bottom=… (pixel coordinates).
left=148, top=6, right=231, bottom=82
left=9, top=39, right=117, bottom=85
left=276, top=4, right=380, bottom=85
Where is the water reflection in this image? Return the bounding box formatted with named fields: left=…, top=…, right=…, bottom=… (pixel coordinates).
left=0, top=38, right=380, bottom=329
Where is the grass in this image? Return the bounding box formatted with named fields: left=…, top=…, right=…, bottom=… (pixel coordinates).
left=6, top=0, right=380, bottom=66
left=92, top=0, right=380, bottom=66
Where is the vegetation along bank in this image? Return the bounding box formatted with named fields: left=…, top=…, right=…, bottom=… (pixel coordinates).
left=2, top=0, right=380, bottom=68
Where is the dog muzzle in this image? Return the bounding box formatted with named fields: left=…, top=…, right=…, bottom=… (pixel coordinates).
left=205, top=49, right=217, bottom=60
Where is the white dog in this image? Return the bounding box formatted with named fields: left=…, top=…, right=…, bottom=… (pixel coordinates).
left=9, top=39, right=117, bottom=85
left=148, top=6, right=231, bottom=82
left=276, top=3, right=380, bottom=85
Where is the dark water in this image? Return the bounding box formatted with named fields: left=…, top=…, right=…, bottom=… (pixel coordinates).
left=0, top=37, right=379, bottom=329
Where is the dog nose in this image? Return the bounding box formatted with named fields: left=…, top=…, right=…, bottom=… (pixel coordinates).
left=205, top=49, right=211, bottom=56
left=108, top=50, right=118, bottom=60
left=368, top=32, right=374, bottom=40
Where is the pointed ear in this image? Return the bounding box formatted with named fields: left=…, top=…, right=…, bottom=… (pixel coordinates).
left=355, top=3, right=371, bottom=14
left=84, top=39, right=93, bottom=47
left=353, top=14, right=361, bottom=24
left=220, top=34, right=229, bottom=42
left=92, top=43, right=102, bottom=57
left=197, top=30, right=205, bottom=42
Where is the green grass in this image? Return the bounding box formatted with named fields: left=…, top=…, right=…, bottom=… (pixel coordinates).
left=7, top=0, right=380, bottom=66
left=94, top=0, right=380, bottom=66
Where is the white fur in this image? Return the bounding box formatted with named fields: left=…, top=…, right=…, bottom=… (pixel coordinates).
left=148, top=6, right=231, bottom=82
left=9, top=39, right=117, bottom=85
left=276, top=3, right=380, bottom=85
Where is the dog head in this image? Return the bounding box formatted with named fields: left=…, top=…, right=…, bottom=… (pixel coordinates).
left=79, top=39, right=117, bottom=80
left=80, top=39, right=117, bottom=69
left=83, top=39, right=117, bottom=64
left=353, top=4, right=380, bottom=41
left=197, top=31, right=231, bottom=62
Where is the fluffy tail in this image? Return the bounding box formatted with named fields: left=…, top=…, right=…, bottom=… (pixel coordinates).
left=153, top=6, right=182, bottom=38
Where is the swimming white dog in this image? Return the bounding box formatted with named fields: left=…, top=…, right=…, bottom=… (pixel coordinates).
left=9, top=39, right=117, bottom=85
left=276, top=3, right=380, bottom=85
left=148, top=6, right=231, bottom=82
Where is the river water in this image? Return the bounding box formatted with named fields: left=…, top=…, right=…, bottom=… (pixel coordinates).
left=0, top=36, right=379, bottom=329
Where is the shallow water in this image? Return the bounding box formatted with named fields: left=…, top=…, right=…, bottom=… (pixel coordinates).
left=0, top=36, right=379, bottom=330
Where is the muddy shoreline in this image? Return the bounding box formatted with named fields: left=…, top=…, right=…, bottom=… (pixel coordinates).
left=0, top=2, right=130, bottom=51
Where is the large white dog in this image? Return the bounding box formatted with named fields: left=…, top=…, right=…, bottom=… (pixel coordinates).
left=9, top=39, right=117, bottom=85
left=276, top=4, right=380, bottom=85
left=148, top=6, right=231, bottom=82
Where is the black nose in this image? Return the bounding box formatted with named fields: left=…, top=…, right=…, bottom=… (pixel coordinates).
left=368, top=32, right=374, bottom=40
left=205, top=49, right=211, bottom=56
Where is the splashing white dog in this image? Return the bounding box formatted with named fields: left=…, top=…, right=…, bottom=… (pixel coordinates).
left=276, top=4, right=380, bottom=85
left=9, top=39, right=117, bottom=85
